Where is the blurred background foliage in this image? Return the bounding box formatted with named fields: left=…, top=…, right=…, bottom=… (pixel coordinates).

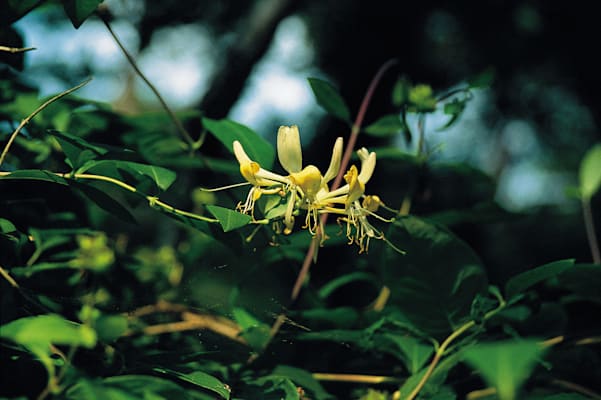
left=1, top=0, right=601, bottom=399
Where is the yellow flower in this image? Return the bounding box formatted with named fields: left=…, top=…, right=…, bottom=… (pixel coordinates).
left=233, top=141, right=288, bottom=187
left=276, top=126, right=343, bottom=234
left=314, top=147, right=376, bottom=209
left=229, top=127, right=400, bottom=253
left=232, top=140, right=289, bottom=216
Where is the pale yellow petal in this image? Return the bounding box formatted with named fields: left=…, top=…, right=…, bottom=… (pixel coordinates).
left=277, top=125, right=302, bottom=173
left=344, top=165, right=365, bottom=206
left=289, top=165, right=323, bottom=200
left=358, top=151, right=376, bottom=184
left=322, top=137, right=343, bottom=184
left=233, top=140, right=252, bottom=164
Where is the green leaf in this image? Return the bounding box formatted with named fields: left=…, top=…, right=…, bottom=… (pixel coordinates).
left=505, top=259, right=575, bottom=300
left=579, top=143, right=601, bottom=199
left=379, top=216, right=487, bottom=337
left=398, top=349, right=463, bottom=398
left=203, top=117, right=274, bottom=169
left=72, top=181, right=137, bottom=224
left=364, top=114, right=405, bottom=137
left=232, top=307, right=271, bottom=351
left=95, top=314, right=128, bottom=342
left=392, top=77, right=411, bottom=106
left=383, top=335, right=433, bottom=374
left=0, top=218, right=17, bottom=233
left=408, top=84, right=437, bottom=112
left=438, top=98, right=467, bottom=130
left=271, top=365, right=333, bottom=400
left=556, top=264, right=601, bottom=304
left=78, top=160, right=177, bottom=191
left=49, top=130, right=109, bottom=169
left=0, top=314, right=97, bottom=378
left=152, top=368, right=231, bottom=399
left=463, top=339, right=545, bottom=400
left=307, top=78, right=351, bottom=122
left=101, top=375, right=191, bottom=400
left=0, top=314, right=97, bottom=348
left=66, top=379, right=140, bottom=400
left=251, top=375, right=301, bottom=400
left=359, top=389, right=388, bottom=400
left=4, top=0, right=45, bottom=24
left=206, top=205, right=251, bottom=232
left=0, top=169, right=68, bottom=185
left=62, top=0, right=104, bottom=28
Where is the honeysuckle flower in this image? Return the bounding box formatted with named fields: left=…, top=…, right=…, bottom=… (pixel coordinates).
left=232, top=140, right=289, bottom=216
left=227, top=126, right=400, bottom=254
left=276, top=126, right=343, bottom=234
left=313, top=147, right=376, bottom=210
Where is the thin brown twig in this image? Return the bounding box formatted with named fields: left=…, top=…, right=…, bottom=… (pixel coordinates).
left=126, top=300, right=189, bottom=318
left=125, top=305, right=245, bottom=344
left=0, top=78, right=91, bottom=167
left=0, top=46, right=36, bottom=53
left=312, top=373, right=400, bottom=384
left=100, top=16, right=195, bottom=150
left=290, top=59, right=398, bottom=300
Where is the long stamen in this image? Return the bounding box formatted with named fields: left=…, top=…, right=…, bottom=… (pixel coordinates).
left=201, top=181, right=252, bottom=191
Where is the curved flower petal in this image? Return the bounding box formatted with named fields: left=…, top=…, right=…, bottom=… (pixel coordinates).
left=277, top=125, right=303, bottom=174
left=233, top=140, right=288, bottom=186
left=322, top=137, right=343, bottom=184
left=358, top=149, right=376, bottom=184
left=344, top=165, right=365, bottom=207
left=233, top=140, right=252, bottom=164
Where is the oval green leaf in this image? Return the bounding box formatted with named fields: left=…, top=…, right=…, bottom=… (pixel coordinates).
left=364, top=114, right=405, bottom=137
left=206, top=205, right=251, bottom=232
left=78, top=160, right=177, bottom=191
left=152, top=368, right=231, bottom=400
left=505, top=259, right=575, bottom=300
left=308, top=77, right=351, bottom=123
left=0, top=218, right=17, bottom=233
left=203, top=117, right=275, bottom=169
left=0, top=169, right=68, bottom=185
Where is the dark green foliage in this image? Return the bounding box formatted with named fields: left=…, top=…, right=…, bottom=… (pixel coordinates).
left=1, top=4, right=600, bottom=400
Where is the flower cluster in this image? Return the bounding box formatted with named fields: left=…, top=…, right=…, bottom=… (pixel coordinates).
left=232, top=126, right=397, bottom=253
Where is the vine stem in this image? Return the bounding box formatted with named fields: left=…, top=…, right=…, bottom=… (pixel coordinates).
left=582, top=198, right=601, bottom=264
left=0, top=171, right=219, bottom=224
left=101, top=16, right=196, bottom=150
left=405, top=296, right=506, bottom=400
left=0, top=78, right=91, bottom=167
left=290, top=59, right=398, bottom=300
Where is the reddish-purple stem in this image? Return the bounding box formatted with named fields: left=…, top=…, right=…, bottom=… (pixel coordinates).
left=291, top=59, right=398, bottom=300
